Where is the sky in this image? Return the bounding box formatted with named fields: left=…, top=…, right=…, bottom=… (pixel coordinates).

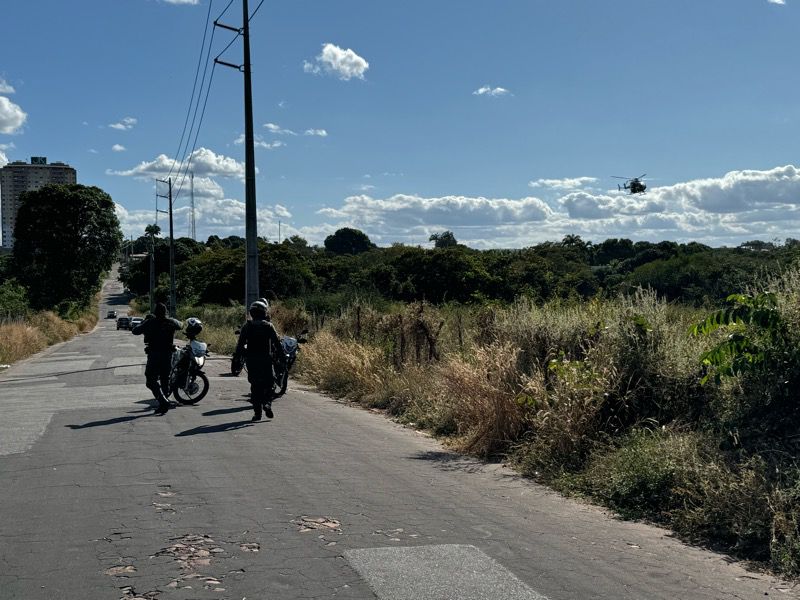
left=1, top=0, right=800, bottom=249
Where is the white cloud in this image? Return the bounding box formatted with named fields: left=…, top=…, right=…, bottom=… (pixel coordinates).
left=305, top=165, right=800, bottom=248
left=473, top=85, right=511, bottom=97
left=108, top=147, right=247, bottom=180
left=274, top=204, right=292, bottom=219
left=767, top=0, right=785, bottom=5
left=263, top=122, right=297, bottom=136
left=0, top=79, right=15, bottom=94
left=304, top=128, right=328, bottom=137
left=234, top=133, right=285, bottom=149
left=0, top=150, right=7, bottom=167
left=529, top=176, right=598, bottom=190
left=304, top=43, right=369, bottom=80
left=0, top=96, right=27, bottom=134
left=115, top=196, right=291, bottom=241
left=109, top=117, right=137, bottom=131
left=112, top=144, right=126, bottom=152
left=317, top=194, right=552, bottom=244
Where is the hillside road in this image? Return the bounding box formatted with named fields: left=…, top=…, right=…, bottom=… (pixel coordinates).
left=0, top=275, right=794, bottom=599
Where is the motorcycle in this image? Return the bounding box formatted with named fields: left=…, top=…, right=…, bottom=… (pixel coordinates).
left=230, top=328, right=308, bottom=398
left=272, top=330, right=308, bottom=397
left=170, top=337, right=210, bottom=404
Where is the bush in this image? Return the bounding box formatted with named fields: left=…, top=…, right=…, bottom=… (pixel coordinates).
left=771, top=478, right=800, bottom=576
left=573, top=429, right=773, bottom=559
left=436, top=343, right=530, bottom=458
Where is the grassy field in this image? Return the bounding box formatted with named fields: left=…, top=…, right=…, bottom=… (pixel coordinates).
left=296, top=271, right=800, bottom=577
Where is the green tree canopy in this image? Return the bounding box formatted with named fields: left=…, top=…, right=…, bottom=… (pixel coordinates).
left=12, top=184, right=122, bottom=311
left=429, top=231, right=458, bottom=248
left=324, top=227, right=375, bottom=255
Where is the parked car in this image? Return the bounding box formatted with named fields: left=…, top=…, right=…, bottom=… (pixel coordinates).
left=116, top=316, right=131, bottom=330
left=130, top=317, right=144, bottom=329
left=106, top=310, right=118, bottom=319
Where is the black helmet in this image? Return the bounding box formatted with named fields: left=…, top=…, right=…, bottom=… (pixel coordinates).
left=249, top=301, right=268, bottom=319
left=185, top=317, right=203, bottom=338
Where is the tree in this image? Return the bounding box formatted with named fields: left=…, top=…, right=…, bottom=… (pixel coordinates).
left=145, top=224, right=161, bottom=237
left=429, top=231, right=458, bottom=249
left=12, top=184, right=122, bottom=311
left=324, top=227, right=375, bottom=255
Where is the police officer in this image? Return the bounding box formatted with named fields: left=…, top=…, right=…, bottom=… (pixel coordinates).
left=235, top=300, right=281, bottom=421
left=132, top=302, right=182, bottom=415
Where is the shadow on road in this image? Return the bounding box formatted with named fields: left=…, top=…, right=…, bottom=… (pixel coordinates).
left=175, top=420, right=256, bottom=437
left=106, top=292, right=133, bottom=307
left=65, top=413, right=152, bottom=429
left=1, top=363, right=145, bottom=383
left=408, top=450, right=492, bottom=474
left=202, top=406, right=251, bottom=417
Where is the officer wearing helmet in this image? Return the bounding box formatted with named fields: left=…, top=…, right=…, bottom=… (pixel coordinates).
left=235, top=300, right=282, bottom=421
left=132, top=302, right=182, bottom=415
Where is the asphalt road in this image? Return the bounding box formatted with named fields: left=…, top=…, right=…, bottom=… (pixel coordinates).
left=0, top=276, right=795, bottom=599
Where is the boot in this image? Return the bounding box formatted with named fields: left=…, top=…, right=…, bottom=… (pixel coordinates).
left=154, top=391, right=171, bottom=416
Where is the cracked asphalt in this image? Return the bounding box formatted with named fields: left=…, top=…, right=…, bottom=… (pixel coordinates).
left=0, top=275, right=795, bottom=599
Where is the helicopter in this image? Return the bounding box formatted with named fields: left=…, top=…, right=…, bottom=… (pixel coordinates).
left=612, top=174, right=647, bottom=195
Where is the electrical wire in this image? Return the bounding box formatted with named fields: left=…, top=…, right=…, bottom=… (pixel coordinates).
left=170, top=24, right=219, bottom=202
left=173, top=62, right=218, bottom=203
left=215, top=0, right=236, bottom=22
left=167, top=0, right=215, bottom=181
left=249, top=0, right=265, bottom=21
left=215, top=30, right=242, bottom=62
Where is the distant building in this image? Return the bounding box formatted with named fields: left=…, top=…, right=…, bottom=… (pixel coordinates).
left=0, top=157, right=77, bottom=248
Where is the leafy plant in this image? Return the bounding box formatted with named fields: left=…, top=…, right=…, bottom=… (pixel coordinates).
left=690, top=292, right=790, bottom=385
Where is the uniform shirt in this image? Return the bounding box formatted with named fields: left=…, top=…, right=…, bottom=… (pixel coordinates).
left=132, top=317, right=182, bottom=352
left=236, top=318, right=281, bottom=357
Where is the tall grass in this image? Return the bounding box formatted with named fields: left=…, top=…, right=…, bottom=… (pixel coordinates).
left=0, top=306, right=99, bottom=365
left=297, top=267, right=800, bottom=576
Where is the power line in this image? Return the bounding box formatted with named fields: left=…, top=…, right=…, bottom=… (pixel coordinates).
left=174, top=62, right=217, bottom=203
left=215, top=0, right=236, bottom=22
left=249, top=0, right=265, bottom=21
left=167, top=0, right=215, bottom=181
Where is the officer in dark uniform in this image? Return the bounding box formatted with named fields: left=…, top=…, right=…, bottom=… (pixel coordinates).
left=132, top=302, right=182, bottom=415
left=235, top=300, right=281, bottom=421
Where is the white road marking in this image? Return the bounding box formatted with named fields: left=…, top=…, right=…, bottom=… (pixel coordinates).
left=345, top=544, right=549, bottom=600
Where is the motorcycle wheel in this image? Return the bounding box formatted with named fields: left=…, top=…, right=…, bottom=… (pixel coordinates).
left=174, top=372, right=209, bottom=405
left=279, top=369, right=289, bottom=395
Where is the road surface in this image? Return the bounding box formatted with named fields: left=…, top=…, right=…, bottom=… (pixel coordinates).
left=0, top=276, right=794, bottom=599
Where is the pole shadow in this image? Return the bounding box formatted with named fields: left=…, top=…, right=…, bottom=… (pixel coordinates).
left=201, top=406, right=251, bottom=417
left=66, top=414, right=151, bottom=429
left=175, top=420, right=258, bottom=437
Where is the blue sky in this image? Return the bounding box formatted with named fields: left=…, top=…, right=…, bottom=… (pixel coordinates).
left=1, top=0, right=799, bottom=247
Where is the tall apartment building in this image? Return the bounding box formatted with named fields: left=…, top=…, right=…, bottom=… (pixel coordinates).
left=0, top=156, right=77, bottom=248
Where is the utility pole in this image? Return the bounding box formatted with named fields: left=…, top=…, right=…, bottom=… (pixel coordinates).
left=215, top=0, right=260, bottom=315
left=278, top=220, right=281, bottom=243
left=149, top=232, right=156, bottom=314
left=190, top=171, right=196, bottom=241
left=156, top=177, right=177, bottom=317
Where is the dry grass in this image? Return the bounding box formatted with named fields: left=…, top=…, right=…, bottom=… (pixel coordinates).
left=0, top=322, right=48, bottom=364
left=435, top=343, right=530, bottom=458
left=0, top=303, right=98, bottom=365
left=298, top=330, right=391, bottom=400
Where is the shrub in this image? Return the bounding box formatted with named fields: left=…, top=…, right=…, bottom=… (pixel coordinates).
left=436, top=343, right=530, bottom=458
left=299, top=330, right=391, bottom=400
left=771, top=478, right=800, bottom=576
left=0, top=322, right=48, bottom=363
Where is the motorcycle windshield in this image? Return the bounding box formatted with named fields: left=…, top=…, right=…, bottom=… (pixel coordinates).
left=282, top=337, right=298, bottom=353
left=190, top=340, right=207, bottom=357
